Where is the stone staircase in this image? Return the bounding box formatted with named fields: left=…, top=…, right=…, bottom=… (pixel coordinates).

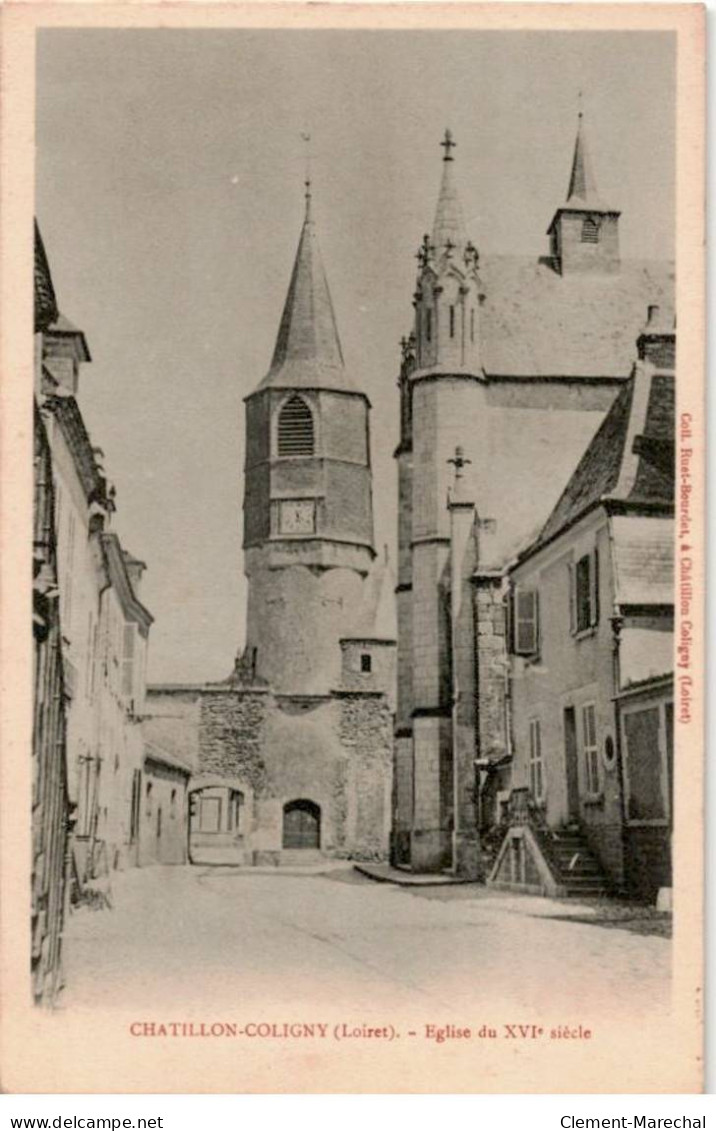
left=545, top=825, right=611, bottom=898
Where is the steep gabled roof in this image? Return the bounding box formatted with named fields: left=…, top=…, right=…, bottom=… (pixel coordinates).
left=34, top=221, right=58, bottom=334
left=255, top=189, right=359, bottom=395
left=100, top=532, right=153, bottom=634
left=44, top=393, right=106, bottom=504
left=479, top=255, right=673, bottom=378
left=522, top=355, right=674, bottom=558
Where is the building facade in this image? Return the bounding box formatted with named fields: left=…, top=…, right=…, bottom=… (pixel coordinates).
left=494, top=312, right=675, bottom=901
left=32, top=223, right=71, bottom=1005
left=34, top=222, right=162, bottom=931
left=146, top=184, right=396, bottom=866
left=392, top=119, right=674, bottom=884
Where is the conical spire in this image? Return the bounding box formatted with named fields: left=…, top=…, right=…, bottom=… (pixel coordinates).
left=258, top=181, right=357, bottom=393
left=565, top=108, right=605, bottom=210
left=431, top=129, right=468, bottom=258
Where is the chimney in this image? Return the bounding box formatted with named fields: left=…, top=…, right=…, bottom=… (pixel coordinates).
left=637, top=304, right=676, bottom=370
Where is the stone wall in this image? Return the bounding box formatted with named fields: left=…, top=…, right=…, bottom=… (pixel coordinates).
left=146, top=685, right=392, bottom=864
left=198, top=690, right=269, bottom=795
left=474, top=575, right=509, bottom=764
left=338, top=693, right=393, bottom=860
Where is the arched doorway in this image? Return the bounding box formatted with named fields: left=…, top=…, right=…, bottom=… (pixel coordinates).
left=283, top=800, right=321, bottom=849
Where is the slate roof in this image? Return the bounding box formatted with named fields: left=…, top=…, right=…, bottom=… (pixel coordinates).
left=555, top=112, right=614, bottom=215
left=478, top=255, right=673, bottom=379
left=419, top=124, right=672, bottom=379
left=34, top=221, right=58, bottom=334
left=255, top=193, right=359, bottom=396
left=522, top=357, right=675, bottom=557
left=343, top=549, right=397, bottom=642
left=432, top=151, right=468, bottom=257
left=44, top=393, right=106, bottom=505
left=100, top=533, right=153, bottom=633
left=143, top=740, right=192, bottom=777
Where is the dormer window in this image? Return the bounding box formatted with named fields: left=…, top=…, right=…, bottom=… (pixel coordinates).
left=581, top=217, right=600, bottom=244
left=278, top=395, right=314, bottom=457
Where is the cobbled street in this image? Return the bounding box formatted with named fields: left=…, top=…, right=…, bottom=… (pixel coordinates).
left=64, top=863, right=670, bottom=1022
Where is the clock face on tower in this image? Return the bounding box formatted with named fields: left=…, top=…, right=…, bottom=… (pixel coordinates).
left=278, top=499, right=315, bottom=535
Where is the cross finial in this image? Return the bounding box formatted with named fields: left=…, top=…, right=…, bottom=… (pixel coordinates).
left=464, top=240, right=479, bottom=269
left=301, top=131, right=312, bottom=215
left=416, top=232, right=434, bottom=268
left=440, top=128, right=456, bottom=162
left=447, top=445, right=471, bottom=481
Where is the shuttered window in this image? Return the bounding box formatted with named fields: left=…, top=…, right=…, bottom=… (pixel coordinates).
left=529, top=719, right=545, bottom=802
left=570, top=549, right=599, bottom=634
left=582, top=703, right=600, bottom=795
left=581, top=217, right=600, bottom=243
left=514, top=588, right=539, bottom=656
left=122, top=623, right=135, bottom=699
left=277, top=396, right=314, bottom=457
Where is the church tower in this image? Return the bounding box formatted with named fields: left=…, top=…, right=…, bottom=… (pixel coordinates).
left=547, top=108, right=621, bottom=274
left=393, top=131, right=485, bottom=877
left=241, top=181, right=376, bottom=695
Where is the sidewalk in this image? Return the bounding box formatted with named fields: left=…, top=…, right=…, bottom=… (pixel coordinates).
left=353, top=862, right=476, bottom=886
left=354, top=862, right=672, bottom=937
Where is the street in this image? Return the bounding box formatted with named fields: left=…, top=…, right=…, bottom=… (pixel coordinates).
left=64, top=863, right=670, bottom=1023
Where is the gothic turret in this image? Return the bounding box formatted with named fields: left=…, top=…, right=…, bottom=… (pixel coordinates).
left=240, top=181, right=376, bottom=694
left=547, top=107, right=621, bottom=275
left=412, top=130, right=484, bottom=375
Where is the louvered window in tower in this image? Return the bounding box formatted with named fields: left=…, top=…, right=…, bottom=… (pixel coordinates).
left=278, top=396, right=315, bottom=456
left=581, top=217, right=600, bottom=244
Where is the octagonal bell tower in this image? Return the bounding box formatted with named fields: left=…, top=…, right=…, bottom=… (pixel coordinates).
left=240, top=181, right=376, bottom=694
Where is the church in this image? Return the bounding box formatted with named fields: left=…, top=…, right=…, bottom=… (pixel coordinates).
left=145, top=182, right=396, bottom=865
left=392, top=117, right=674, bottom=888
left=145, top=110, right=675, bottom=893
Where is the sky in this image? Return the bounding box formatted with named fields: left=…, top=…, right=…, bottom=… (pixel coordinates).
left=36, top=29, right=675, bottom=684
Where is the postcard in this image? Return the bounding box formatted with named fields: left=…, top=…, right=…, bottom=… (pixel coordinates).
left=0, top=1, right=705, bottom=1094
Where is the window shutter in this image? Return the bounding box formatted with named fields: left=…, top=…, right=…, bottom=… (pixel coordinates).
left=278, top=396, right=315, bottom=457
left=590, top=547, right=600, bottom=627
left=505, top=589, right=513, bottom=654
left=515, top=588, right=539, bottom=656
left=568, top=562, right=577, bottom=635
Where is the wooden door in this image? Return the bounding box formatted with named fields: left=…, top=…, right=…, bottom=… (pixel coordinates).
left=283, top=801, right=320, bottom=849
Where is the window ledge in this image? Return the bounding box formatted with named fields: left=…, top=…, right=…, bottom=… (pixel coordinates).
left=574, top=626, right=598, bottom=642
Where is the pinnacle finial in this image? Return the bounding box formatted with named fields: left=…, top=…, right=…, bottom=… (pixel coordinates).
left=440, top=128, right=456, bottom=162
left=578, top=89, right=584, bottom=121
